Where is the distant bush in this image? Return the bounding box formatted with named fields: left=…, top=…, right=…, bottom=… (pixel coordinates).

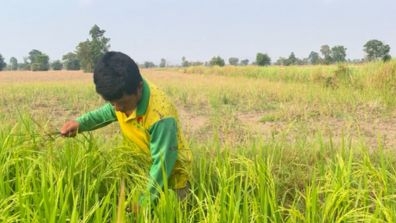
left=209, top=56, right=225, bottom=67
left=29, top=50, right=49, bottom=71
left=31, top=62, right=49, bottom=71
left=51, top=60, right=63, bottom=70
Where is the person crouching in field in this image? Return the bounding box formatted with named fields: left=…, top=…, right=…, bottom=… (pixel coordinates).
left=60, top=51, right=192, bottom=213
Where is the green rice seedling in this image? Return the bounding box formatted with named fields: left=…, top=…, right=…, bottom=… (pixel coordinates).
left=2, top=114, right=396, bottom=222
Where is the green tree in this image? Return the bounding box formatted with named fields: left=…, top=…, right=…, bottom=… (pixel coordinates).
left=256, top=53, right=271, bottom=66
left=10, top=57, right=18, bottom=70
left=331, top=45, right=347, bottom=63
left=159, top=58, right=166, bottom=68
left=307, top=51, right=320, bottom=65
left=209, top=56, right=225, bottom=66
left=228, top=57, right=239, bottom=66
left=320, top=45, right=332, bottom=64
left=363, top=39, right=391, bottom=61
left=181, top=56, right=189, bottom=67
left=76, top=41, right=91, bottom=71
left=76, top=25, right=110, bottom=72
left=51, top=60, right=63, bottom=70
left=284, top=52, right=297, bottom=66
left=275, top=57, right=287, bottom=66
left=143, top=61, right=156, bottom=68
left=18, top=58, right=30, bottom=70
left=0, top=54, right=6, bottom=71
left=62, top=52, right=81, bottom=70
left=240, top=59, right=249, bottom=66
left=190, top=61, right=204, bottom=66
left=382, top=54, right=392, bottom=62
left=28, top=49, right=49, bottom=71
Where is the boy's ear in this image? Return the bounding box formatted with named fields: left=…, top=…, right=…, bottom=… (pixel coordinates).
left=137, top=81, right=143, bottom=95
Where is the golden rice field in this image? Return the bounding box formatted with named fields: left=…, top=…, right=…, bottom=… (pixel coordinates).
left=0, top=61, right=396, bottom=222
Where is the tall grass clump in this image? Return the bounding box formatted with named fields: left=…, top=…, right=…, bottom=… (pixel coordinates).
left=0, top=115, right=148, bottom=222
left=365, top=60, right=396, bottom=106
left=2, top=115, right=396, bottom=222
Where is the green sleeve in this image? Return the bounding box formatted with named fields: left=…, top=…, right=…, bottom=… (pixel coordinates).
left=76, top=103, right=117, bottom=132
left=139, top=117, right=179, bottom=205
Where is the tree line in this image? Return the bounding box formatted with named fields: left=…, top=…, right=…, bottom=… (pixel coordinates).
left=0, top=25, right=109, bottom=72
left=0, top=25, right=392, bottom=71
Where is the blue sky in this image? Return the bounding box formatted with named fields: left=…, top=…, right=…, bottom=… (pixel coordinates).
left=1, top=0, right=395, bottom=65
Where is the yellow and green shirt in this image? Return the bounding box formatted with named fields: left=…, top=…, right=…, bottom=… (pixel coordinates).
left=76, top=80, right=191, bottom=204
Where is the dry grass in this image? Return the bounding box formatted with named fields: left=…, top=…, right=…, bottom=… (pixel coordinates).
left=1, top=69, right=396, bottom=149
left=0, top=71, right=92, bottom=83
left=1, top=66, right=396, bottom=222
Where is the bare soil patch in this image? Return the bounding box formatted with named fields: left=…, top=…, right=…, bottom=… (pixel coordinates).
left=237, top=111, right=396, bottom=149
left=0, top=71, right=92, bottom=83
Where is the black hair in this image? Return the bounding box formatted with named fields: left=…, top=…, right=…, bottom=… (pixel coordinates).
left=93, top=51, right=143, bottom=101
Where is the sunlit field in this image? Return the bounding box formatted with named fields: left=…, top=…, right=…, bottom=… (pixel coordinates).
left=1, top=61, right=396, bottom=222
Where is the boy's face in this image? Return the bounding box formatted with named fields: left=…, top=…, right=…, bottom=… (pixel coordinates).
left=109, top=82, right=143, bottom=115
left=110, top=94, right=139, bottom=115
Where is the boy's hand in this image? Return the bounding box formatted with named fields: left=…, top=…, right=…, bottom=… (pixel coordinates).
left=60, top=120, right=80, bottom=137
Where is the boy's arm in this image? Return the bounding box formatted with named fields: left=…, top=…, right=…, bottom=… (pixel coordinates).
left=139, top=117, right=179, bottom=205
left=76, top=103, right=117, bottom=131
